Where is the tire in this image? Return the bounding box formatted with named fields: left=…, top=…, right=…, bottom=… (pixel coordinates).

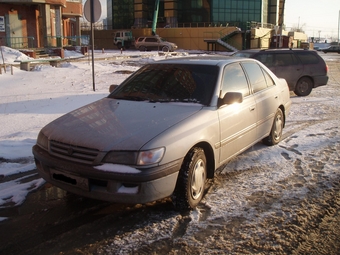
left=263, top=108, right=284, bottom=146
left=116, top=42, right=122, bottom=49
left=162, top=46, right=169, bottom=52
left=172, top=147, right=207, bottom=210
left=294, top=77, right=313, bottom=96
left=139, top=46, right=147, bottom=51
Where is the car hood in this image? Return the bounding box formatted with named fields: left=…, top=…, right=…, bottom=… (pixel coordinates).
left=41, top=98, right=203, bottom=151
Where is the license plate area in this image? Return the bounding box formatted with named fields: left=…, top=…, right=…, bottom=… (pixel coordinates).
left=51, top=169, right=89, bottom=191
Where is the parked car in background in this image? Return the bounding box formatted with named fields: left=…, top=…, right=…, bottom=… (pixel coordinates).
left=135, top=36, right=177, bottom=52
left=320, top=45, right=340, bottom=53
left=232, top=49, right=329, bottom=96
left=32, top=56, right=291, bottom=210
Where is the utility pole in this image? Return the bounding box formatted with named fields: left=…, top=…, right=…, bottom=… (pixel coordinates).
left=338, top=10, right=340, bottom=45
left=318, top=30, right=321, bottom=42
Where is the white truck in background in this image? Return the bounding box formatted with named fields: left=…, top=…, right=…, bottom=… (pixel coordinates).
left=113, top=31, right=135, bottom=50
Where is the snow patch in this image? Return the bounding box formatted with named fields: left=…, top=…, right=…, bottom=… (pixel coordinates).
left=95, top=164, right=141, bottom=173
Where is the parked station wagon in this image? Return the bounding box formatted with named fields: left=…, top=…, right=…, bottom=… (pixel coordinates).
left=233, top=49, right=329, bottom=96
left=32, top=56, right=291, bottom=210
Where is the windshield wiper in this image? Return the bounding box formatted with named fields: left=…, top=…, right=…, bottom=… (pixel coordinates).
left=112, top=96, right=148, bottom=101
left=149, top=98, right=200, bottom=103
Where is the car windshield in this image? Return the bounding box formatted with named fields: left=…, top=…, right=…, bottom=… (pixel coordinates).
left=109, top=63, right=219, bottom=105
left=233, top=52, right=256, bottom=57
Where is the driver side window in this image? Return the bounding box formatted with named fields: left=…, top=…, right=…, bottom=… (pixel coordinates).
left=221, top=63, right=250, bottom=98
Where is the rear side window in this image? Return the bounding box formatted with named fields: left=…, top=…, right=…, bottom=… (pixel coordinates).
left=295, top=52, right=320, bottom=64
left=254, top=53, right=274, bottom=67
left=145, top=37, right=158, bottom=42
left=274, top=53, right=299, bottom=66
left=242, top=62, right=268, bottom=93
left=262, top=68, right=275, bottom=87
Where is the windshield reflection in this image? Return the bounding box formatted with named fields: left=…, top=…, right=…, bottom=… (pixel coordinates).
left=109, top=64, right=219, bottom=106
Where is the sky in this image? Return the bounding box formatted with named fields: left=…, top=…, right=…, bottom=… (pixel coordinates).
left=282, top=0, right=339, bottom=39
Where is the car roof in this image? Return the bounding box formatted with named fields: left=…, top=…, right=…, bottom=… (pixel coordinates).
left=236, top=48, right=317, bottom=53
left=154, top=55, right=256, bottom=66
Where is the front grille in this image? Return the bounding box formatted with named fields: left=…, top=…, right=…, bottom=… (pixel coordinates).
left=50, top=140, right=99, bottom=164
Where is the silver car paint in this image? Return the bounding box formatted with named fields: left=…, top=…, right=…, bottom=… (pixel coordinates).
left=41, top=99, right=203, bottom=152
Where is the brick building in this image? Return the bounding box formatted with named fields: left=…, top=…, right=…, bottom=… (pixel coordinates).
left=0, top=0, right=82, bottom=49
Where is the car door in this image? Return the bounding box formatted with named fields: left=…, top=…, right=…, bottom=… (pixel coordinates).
left=217, top=63, right=257, bottom=165
left=144, top=37, right=159, bottom=50
left=241, top=61, right=279, bottom=140
left=255, top=52, right=303, bottom=90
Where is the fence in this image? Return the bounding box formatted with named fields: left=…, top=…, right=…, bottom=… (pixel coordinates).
left=0, top=36, right=35, bottom=49
left=45, top=35, right=90, bottom=47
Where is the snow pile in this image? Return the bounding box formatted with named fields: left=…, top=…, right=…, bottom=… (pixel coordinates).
left=0, top=46, right=33, bottom=63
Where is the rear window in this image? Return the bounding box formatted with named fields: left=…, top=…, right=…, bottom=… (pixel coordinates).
left=295, top=52, right=320, bottom=64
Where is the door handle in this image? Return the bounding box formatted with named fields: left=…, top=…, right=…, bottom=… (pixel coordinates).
left=249, top=105, right=255, bottom=111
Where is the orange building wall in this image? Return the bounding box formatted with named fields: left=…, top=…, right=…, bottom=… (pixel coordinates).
left=63, top=2, right=82, bottom=16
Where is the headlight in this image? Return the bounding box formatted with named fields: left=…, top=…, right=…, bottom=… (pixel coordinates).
left=37, top=131, right=48, bottom=149
left=103, top=147, right=165, bottom=166
left=137, top=147, right=165, bottom=165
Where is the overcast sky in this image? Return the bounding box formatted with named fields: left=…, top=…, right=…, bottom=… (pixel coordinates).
left=284, top=0, right=340, bottom=39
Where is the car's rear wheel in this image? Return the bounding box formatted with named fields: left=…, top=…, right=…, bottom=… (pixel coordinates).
left=263, top=108, right=284, bottom=146
left=172, top=147, right=207, bottom=210
left=139, top=46, right=147, bottom=51
left=294, top=77, right=313, bottom=96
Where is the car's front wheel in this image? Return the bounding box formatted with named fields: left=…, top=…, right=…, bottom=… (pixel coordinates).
left=162, top=46, right=169, bottom=52
left=263, top=108, right=284, bottom=146
left=294, top=77, right=313, bottom=96
left=172, top=147, right=207, bottom=210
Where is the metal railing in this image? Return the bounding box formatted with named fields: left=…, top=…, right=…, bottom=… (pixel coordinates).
left=0, top=36, right=35, bottom=49
left=45, top=35, right=90, bottom=47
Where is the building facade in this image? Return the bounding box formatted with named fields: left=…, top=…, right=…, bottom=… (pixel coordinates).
left=107, top=0, right=282, bottom=31
left=0, top=0, right=82, bottom=49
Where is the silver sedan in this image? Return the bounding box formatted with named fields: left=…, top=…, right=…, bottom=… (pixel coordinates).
left=32, top=56, right=291, bottom=210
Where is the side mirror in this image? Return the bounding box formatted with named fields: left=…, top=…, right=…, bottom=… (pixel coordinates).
left=218, top=92, right=243, bottom=107
left=109, top=84, right=118, bottom=93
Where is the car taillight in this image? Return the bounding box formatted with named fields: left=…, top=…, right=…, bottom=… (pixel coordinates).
left=326, top=64, right=329, bottom=73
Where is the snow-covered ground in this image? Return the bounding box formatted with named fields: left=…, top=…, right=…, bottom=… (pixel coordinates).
left=0, top=46, right=339, bottom=254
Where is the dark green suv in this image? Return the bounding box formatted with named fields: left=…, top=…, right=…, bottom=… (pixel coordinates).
left=233, top=49, right=329, bottom=96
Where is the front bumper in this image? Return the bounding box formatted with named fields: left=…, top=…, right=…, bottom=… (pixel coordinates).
left=32, top=145, right=182, bottom=204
